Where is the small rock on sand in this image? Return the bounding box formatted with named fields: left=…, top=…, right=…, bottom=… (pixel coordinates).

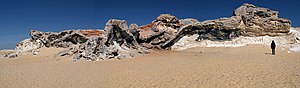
left=7, top=53, right=18, bottom=58
left=33, top=50, right=40, bottom=55
left=0, top=54, right=5, bottom=59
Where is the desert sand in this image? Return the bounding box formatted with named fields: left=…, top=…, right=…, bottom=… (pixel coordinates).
left=0, top=44, right=300, bottom=88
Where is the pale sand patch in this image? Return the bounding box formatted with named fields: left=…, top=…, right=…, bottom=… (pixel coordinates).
left=0, top=45, right=299, bottom=88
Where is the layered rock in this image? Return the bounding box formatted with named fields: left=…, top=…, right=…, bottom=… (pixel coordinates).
left=137, top=14, right=181, bottom=49
left=172, top=27, right=300, bottom=52
left=8, top=3, right=294, bottom=61
left=177, top=3, right=291, bottom=41
left=194, top=16, right=244, bottom=41
left=234, top=3, right=291, bottom=36
left=29, top=30, right=91, bottom=48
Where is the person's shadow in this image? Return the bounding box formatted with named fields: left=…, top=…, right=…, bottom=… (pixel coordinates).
left=265, top=52, right=273, bottom=55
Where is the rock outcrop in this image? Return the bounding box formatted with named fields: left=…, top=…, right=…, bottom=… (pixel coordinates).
left=172, top=27, right=300, bottom=52
left=234, top=3, right=291, bottom=36
left=164, top=3, right=291, bottom=44
left=9, top=3, right=293, bottom=61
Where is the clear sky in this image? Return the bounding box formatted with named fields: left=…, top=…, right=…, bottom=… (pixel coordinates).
left=0, top=0, right=299, bottom=49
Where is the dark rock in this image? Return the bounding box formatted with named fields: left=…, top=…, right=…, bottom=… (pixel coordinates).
left=104, top=19, right=140, bottom=49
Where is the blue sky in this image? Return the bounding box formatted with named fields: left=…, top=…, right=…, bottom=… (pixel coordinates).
left=0, top=0, right=299, bottom=49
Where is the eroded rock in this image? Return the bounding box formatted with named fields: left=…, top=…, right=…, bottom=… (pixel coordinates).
left=29, top=30, right=89, bottom=48
left=138, top=14, right=180, bottom=49
left=104, top=19, right=140, bottom=49
left=12, top=3, right=293, bottom=61
left=234, top=3, right=291, bottom=36
left=16, top=38, right=43, bottom=54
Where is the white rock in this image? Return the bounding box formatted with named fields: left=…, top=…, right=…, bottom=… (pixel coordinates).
left=0, top=54, right=5, bottom=59
left=7, top=53, right=18, bottom=58
left=33, top=50, right=39, bottom=55
left=173, top=28, right=300, bottom=52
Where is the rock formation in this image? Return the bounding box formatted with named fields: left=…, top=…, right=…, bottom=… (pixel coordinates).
left=137, top=14, right=181, bottom=49
left=6, top=3, right=294, bottom=61
left=187, top=3, right=290, bottom=41
left=234, top=3, right=291, bottom=36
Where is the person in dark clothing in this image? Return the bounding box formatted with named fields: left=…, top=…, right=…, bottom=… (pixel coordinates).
left=271, top=40, right=276, bottom=55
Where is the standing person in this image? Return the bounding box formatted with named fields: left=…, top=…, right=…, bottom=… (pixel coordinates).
left=271, top=40, right=276, bottom=55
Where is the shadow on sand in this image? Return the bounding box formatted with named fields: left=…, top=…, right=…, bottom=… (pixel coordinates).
left=265, top=53, right=273, bottom=55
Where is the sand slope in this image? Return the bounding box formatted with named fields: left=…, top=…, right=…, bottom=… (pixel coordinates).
left=0, top=45, right=300, bottom=88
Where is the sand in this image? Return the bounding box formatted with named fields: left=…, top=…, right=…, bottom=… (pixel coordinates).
left=0, top=45, right=300, bottom=88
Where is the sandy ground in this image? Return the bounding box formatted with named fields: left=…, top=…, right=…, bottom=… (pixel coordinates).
left=0, top=45, right=300, bottom=88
